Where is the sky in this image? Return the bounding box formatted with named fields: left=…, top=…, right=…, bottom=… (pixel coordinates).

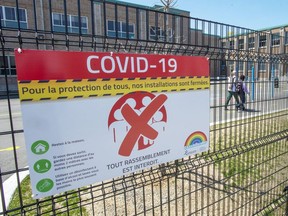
left=119, top=0, right=288, bottom=30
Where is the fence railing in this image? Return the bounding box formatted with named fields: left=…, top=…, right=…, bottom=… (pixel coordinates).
left=1, top=0, right=287, bottom=215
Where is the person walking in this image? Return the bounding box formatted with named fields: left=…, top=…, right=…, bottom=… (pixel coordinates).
left=237, top=74, right=250, bottom=110
left=224, top=70, right=240, bottom=110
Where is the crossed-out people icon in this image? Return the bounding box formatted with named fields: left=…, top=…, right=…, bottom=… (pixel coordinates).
left=109, top=93, right=167, bottom=156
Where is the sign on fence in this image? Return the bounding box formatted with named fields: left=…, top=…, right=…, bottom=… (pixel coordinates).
left=15, top=49, right=210, bottom=199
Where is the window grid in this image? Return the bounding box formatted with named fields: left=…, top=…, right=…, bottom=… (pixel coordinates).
left=229, top=40, right=234, bottom=49
left=238, top=39, right=244, bottom=49
left=247, top=61, right=254, bottom=71
left=248, top=37, right=255, bottom=49
left=0, top=5, right=27, bottom=28
left=259, top=35, right=267, bottom=47
left=107, top=20, right=135, bottom=39
left=271, top=33, right=280, bottom=46
left=52, top=12, right=88, bottom=34
left=0, top=56, right=16, bottom=76
left=272, top=63, right=280, bottom=76
left=259, top=61, right=266, bottom=72
left=238, top=61, right=244, bottom=71
left=149, top=26, right=173, bottom=42
left=285, top=32, right=288, bottom=45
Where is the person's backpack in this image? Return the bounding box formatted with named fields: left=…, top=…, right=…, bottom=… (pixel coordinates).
left=236, top=81, right=243, bottom=93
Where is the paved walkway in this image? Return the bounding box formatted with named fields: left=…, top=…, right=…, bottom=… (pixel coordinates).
left=0, top=168, right=29, bottom=213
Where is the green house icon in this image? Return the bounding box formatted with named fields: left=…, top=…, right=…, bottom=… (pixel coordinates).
left=35, top=143, right=46, bottom=153
left=31, top=140, right=49, bottom=155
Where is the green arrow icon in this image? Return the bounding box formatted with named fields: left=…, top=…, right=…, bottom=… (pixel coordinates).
left=34, top=159, right=52, bottom=173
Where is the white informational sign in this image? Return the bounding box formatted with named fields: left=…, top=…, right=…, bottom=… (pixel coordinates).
left=15, top=50, right=210, bottom=198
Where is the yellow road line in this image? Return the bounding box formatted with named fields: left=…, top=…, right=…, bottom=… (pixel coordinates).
left=0, top=146, right=20, bottom=152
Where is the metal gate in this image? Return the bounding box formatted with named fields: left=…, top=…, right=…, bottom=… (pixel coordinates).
left=1, top=0, right=287, bottom=215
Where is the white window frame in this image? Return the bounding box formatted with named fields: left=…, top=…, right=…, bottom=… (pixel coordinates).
left=238, top=39, right=244, bottom=49
left=228, top=61, right=234, bottom=71
left=52, top=12, right=88, bottom=34
left=248, top=37, right=255, bottom=49
left=229, top=40, right=234, bottom=49
left=271, top=33, right=280, bottom=46
left=259, top=35, right=267, bottom=48
left=149, top=26, right=172, bottom=42
left=285, top=32, right=288, bottom=45
left=259, top=62, right=266, bottom=72
left=238, top=62, right=244, bottom=71
left=272, top=63, right=279, bottom=76
left=0, top=5, right=27, bottom=28
left=0, top=55, right=16, bottom=76
left=106, top=20, right=135, bottom=39
left=150, top=26, right=161, bottom=40
left=247, top=61, right=254, bottom=71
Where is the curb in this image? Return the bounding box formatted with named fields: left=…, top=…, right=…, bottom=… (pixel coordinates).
left=0, top=169, right=29, bottom=213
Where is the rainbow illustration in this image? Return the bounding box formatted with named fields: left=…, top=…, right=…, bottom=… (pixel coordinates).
left=185, top=131, right=207, bottom=147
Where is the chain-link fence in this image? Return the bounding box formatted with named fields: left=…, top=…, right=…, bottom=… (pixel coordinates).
left=1, top=0, right=287, bottom=215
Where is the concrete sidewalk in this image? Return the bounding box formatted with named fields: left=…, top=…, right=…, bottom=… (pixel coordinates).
left=0, top=169, right=29, bottom=213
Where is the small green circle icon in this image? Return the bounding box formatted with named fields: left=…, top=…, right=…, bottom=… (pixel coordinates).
left=34, top=159, right=52, bottom=173
left=31, top=140, right=49, bottom=155
left=36, top=178, right=54, bottom=192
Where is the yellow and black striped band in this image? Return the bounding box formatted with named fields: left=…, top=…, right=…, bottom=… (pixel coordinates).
left=18, top=76, right=210, bottom=101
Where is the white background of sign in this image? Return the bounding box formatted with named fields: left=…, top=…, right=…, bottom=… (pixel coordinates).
left=22, top=90, right=209, bottom=198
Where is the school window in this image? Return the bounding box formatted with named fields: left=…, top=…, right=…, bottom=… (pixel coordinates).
left=150, top=26, right=162, bottom=40
left=259, top=62, right=266, bottom=72
left=272, top=63, right=279, bottom=75
left=107, top=20, right=135, bottom=39
left=52, top=13, right=88, bottom=34
left=248, top=37, right=255, bottom=49
left=259, top=35, right=266, bottom=47
left=150, top=26, right=172, bottom=42
left=271, top=33, right=280, bottom=46
left=0, top=6, right=27, bottom=29
left=0, top=56, right=16, bottom=76
left=285, top=32, right=288, bottom=45
left=220, top=60, right=226, bottom=74
left=247, top=61, right=254, bottom=71
left=228, top=61, right=234, bottom=71
left=238, top=62, right=244, bottom=71
left=229, top=40, right=234, bottom=49
left=238, top=39, right=244, bottom=49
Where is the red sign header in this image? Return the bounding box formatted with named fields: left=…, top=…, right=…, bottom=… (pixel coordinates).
left=15, top=49, right=209, bottom=80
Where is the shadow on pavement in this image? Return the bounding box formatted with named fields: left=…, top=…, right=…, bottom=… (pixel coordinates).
left=242, top=109, right=261, bottom=113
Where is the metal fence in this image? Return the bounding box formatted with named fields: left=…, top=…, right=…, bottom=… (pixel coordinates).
left=1, top=0, right=287, bottom=215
